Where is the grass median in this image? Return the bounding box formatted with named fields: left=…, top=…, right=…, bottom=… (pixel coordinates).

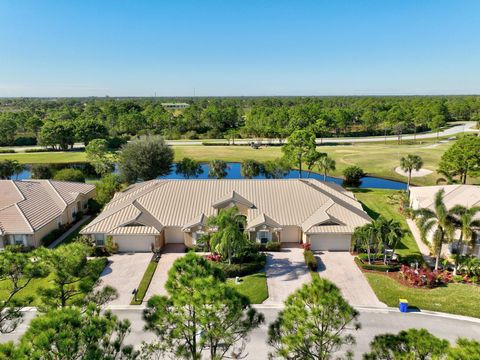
left=227, top=271, right=268, bottom=304
left=130, top=260, right=158, bottom=305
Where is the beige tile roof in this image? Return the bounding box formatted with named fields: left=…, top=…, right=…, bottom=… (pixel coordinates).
left=410, top=185, right=480, bottom=211
left=247, top=213, right=282, bottom=230
left=0, top=180, right=95, bottom=234
left=82, top=179, right=371, bottom=236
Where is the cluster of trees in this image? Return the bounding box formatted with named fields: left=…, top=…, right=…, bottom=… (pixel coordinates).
left=415, top=189, right=480, bottom=270
left=1, top=242, right=479, bottom=359
left=1, top=96, right=479, bottom=147
left=438, top=134, right=480, bottom=184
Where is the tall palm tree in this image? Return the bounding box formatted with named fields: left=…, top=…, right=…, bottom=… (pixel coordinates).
left=414, top=189, right=456, bottom=270
left=316, top=155, right=336, bottom=182
left=208, top=160, right=228, bottom=179
left=450, top=205, right=480, bottom=256
left=400, top=154, right=423, bottom=192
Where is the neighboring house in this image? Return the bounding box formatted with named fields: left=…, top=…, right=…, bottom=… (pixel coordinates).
left=0, top=180, right=95, bottom=249
left=410, top=185, right=480, bottom=257
left=81, top=179, right=371, bottom=252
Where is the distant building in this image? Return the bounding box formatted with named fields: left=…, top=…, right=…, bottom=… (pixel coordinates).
left=161, top=102, right=190, bottom=110
left=0, top=180, right=95, bottom=249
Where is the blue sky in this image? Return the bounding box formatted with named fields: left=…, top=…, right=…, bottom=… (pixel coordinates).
left=0, top=0, right=479, bottom=97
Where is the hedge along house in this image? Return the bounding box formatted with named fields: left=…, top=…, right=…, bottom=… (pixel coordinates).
left=0, top=180, right=95, bottom=249
left=81, top=179, right=371, bottom=252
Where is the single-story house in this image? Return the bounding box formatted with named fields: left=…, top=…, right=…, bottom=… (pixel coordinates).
left=0, top=179, right=95, bottom=249
left=410, top=185, right=480, bottom=257
left=81, top=179, right=371, bottom=252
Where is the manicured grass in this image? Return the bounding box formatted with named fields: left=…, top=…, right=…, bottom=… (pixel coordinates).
left=0, top=151, right=87, bottom=164
left=353, top=189, right=422, bottom=260
left=227, top=271, right=268, bottom=304
left=365, top=273, right=480, bottom=318
left=0, top=257, right=107, bottom=306
left=2, top=139, right=474, bottom=186
left=173, top=141, right=455, bottom=186
left=131, top=260, right=158, bottom=305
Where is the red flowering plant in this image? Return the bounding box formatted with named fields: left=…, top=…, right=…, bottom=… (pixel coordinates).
left=205, top=253, right=222, bottom=262
left=302, top=243, right=311, bottom=251
left=400, top=265, right=452, bottom=288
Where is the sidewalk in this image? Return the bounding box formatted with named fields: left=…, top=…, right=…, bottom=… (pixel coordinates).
left=47, top=215, right=91, bottom=248
left=406, top=219, right=449, bottom=267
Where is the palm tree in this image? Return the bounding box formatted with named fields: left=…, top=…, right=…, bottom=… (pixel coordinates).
left=176, top=157, right=203, bottom=179
left=208, top=160, right=228, bottom=179
left=377, top=217, right=403, bottom=263
left=400, top=154, right=423, bottom=192
left=241, top=159, right=262, bottom=179
left=207, top=206, right=248, bottom=264
left=316, top=155, right=336, bottom=182
left=353, top=220, right=383, bottom=264
left=414, top=189, right=456, bottom=270
left=450, top=205, right=480, bottom=257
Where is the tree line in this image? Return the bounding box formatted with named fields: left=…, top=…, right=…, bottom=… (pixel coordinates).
left=1, top=96, right=480, bottom=146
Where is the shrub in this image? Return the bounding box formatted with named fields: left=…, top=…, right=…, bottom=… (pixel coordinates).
left=302, top=243, right=311, bottom=251
left=452, top=275, right=464, bottom=283
left=354, top=256, right=400, bottom=272
left=104, top=236, right=118, bottom=255
left=24, top=148, right=57, bottom=153
left=106, top=136, right=128, bottom=150
left=400, top=265, right=452, bottom=288
left=14, top=136, right=37, bottom=146
left=53, top=168, right=85, bottom=183
left=210, top=253, right=266, bottom=277
left=205, top=253, right=221, bottom=262
left=0, top=149, right=15, bottom=153
left=342, top=166, right=365, bottom=187
left=304, top=250, right=317, bottom=271
left=265, top=241, right=281, bottom=251
left=41, top=224, right=72, bottom=247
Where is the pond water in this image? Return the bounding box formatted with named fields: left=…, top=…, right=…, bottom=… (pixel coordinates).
left=15, top=162, right=407, bottom=190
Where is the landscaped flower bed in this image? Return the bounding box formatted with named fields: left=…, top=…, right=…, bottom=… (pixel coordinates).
left=207, top=252, right=267, bottom=277
left=400, top=265, right=452, bottom=288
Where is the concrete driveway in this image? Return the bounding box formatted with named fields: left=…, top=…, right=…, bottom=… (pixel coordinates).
left=264, top=243, right=311, bottom=305
left=316, top=251, right=386, bottom=308
left=144, top=244, right=186, bottom=301
left=97, top=253, right=152, bottom=305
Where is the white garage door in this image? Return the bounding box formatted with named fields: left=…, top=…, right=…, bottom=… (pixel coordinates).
left=113, top=235, right=155, bottom=252
left=309, top=234, right=351, bottom=251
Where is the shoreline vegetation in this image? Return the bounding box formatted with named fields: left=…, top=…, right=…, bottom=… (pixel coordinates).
left=0, top=139, right=467, bottom=186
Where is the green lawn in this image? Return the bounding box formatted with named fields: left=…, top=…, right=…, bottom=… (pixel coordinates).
left=131, top=260, right=158, bottom=305
left=353, top=189, right=422, bottom=260
left=227, top=271, right=268, bottom=304
left=0, top=151, right=87, bottom=164
left=0, top=258, right=107, bottom=306
left=0, top=140, right=468, bottom=186
left=366, top=273, right=480, bottom=318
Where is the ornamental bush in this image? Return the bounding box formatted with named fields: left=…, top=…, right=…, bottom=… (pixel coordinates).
left=304, top=249, right=317, bottom=271
left=400, top=265, right=452, bottom=288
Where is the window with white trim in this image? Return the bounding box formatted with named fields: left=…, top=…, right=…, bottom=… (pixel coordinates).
left=10, top=234, right=27, bottom=246
left=94, top=234, right=105, bottom=246
left=191, top=231, right=205, bottom=245
left=256, top=230, right=272, bottom=244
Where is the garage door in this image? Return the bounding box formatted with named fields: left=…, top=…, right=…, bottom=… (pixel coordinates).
left=113, top=235, right=155, bottom=252
left=309, top=234, right=351, bottom=251
left=280, top=226, right=301, bottom=243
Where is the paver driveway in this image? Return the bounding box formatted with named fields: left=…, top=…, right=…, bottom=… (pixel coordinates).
left=144, top=244, right=186, bottom=300
left=264, top=243, right=311, bottom=305
left=97, top=253, right=152, bottom=305
left=316, top=251, right=386, bottom=308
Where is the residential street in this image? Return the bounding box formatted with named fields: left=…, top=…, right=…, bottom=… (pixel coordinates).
left=2, top=307, right=479, bottom=359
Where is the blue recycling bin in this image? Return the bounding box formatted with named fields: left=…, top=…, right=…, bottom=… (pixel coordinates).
left=399, top=299, right=408, bottom=313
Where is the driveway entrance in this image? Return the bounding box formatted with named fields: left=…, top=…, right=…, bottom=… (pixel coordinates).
left=317, top=251, right=386, bottom=308
left=264, top=243, right=310, bottom=305
left=144, top=244, right=186, bottom=300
